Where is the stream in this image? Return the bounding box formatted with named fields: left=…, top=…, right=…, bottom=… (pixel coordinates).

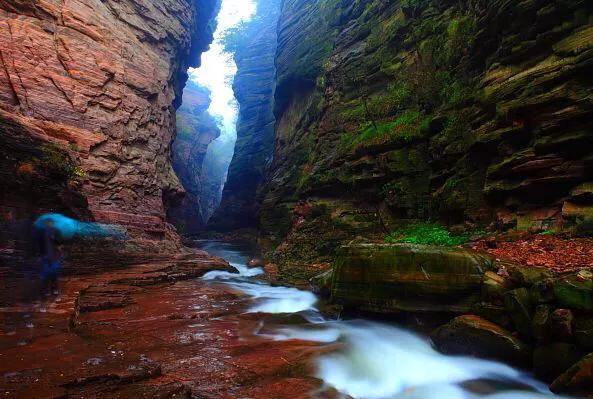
left=195, top=240, right=568, bottom=399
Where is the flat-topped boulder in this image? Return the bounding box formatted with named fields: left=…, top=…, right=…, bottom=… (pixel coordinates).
left=331, top=244, right=496, bottom=314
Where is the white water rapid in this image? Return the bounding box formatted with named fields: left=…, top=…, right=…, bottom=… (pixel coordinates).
left=197, top=241, right=571, bottom=399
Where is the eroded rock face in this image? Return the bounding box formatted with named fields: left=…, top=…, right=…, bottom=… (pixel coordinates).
left=169, top=81, right=220, bottom=235
left=0, top=0, right=218, bottom=239
left=259, top=0, right=593, bottom=267
left=207, top=0, right=282, bottom=232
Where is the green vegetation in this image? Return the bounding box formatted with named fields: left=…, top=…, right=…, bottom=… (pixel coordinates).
left=340, top=110, right=429, bottom=152
left=366, top=83, right=411, bottom=120
left=39, top=144, right=85, bottom=181
left=381, top=181, right=404, bottom=199
left=385, top=222, right=483, bottom=246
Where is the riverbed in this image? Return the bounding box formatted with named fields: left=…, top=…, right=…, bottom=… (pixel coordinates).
left=0, top=240, right=571, bottom=398
left=195, top=240, right=568, bottom=399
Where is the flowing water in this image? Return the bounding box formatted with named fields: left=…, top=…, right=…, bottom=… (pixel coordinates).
left=196, top=240, right=570, bottom=399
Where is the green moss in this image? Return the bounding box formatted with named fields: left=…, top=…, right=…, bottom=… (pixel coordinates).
left=539, top=229, right=555, bottom=236
left=340, top=110, right=429, bottom=152
left=38, top=144, right=84, bottom=181
left=385, top=222, right=483, bottom=246
left=366, top=83, right=411, bottom=119
left=338, top=100, right=366, bottom=123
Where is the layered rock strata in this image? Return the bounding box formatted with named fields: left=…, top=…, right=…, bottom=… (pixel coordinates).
left=0, top=0, right=218, bottom=240
left=169, top=81, right=221, bottom=234
left=259, top=0, right=593, bottom=268
left=207, top=0, right=282, bottom=232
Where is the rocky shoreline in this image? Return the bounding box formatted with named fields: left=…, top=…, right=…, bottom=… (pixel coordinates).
left=311, top=242, right=593, bottom=396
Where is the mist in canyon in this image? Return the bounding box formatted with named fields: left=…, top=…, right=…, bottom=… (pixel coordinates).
left=170, top=0, right=256, bottom=233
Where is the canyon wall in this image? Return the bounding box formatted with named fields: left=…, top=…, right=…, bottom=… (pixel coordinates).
left=259, top=0, right=593, bottom=272
left=207, top=0, right=281, bottom=232
left=169, top=81, right=220, bottom=235
left=0, top=0, right=218, bottom=241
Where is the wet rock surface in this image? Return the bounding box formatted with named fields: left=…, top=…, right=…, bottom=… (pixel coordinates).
left=0, top=253, right=322, bottom=398
left=533, top=343, right=583, bottom=383
left=551, top=352, right=593, bottom=395
left=331, top=244, right=495, bottom=313
left=431, top=315, right=531, bottom=367
left=326, top=242, right=593, bottom=392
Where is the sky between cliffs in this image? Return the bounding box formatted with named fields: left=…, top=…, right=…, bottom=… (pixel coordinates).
left=188, top=0, right=256, bottom=136
left=185, top=0, right=257, bottom=222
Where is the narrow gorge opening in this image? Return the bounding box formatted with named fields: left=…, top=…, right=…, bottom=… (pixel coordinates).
left=170, top=0, right=256, bottom=235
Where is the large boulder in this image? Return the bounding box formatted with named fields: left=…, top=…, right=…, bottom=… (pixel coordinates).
left=504, top=288, right=534, bottom=338
left=431, top=315, right=530, bottom=367
left=532, top=304, right=553, bottom=342
left=482, top=271, right=512, bottom=301
left=310, top=269, right=333, bottom=298
left=331, top=244, right=495, bottom=314
left=550, top=308, right=574, bottom=342
left=505, top=263, right=554, bottom=286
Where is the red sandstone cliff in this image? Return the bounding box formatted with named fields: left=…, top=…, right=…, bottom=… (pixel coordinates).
left=0, top=0, right=217, bottom=240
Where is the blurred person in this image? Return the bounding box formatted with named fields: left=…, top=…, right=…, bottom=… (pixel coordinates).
left=32, top=213, right=127, bottom=296
left=38, top=218, right=61, bottom=296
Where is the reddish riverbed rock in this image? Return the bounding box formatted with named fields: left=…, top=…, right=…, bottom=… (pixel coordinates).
left=0, top=253, right=323, bottom=398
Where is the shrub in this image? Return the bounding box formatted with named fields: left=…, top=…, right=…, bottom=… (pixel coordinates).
left=340, top=110, right=429, bottom=152
left=385, top=222, right=482, bottom=246
left=39, top=144, right=85, bottom=181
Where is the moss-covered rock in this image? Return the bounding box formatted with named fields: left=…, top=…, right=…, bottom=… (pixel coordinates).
left=503, top=288, right=534, bottom=338
left=505, top=263, right=554, bottom=286
left=257, top=0, right=593, bottom=263
left=310, top=269, right=333, bottom=298
left=553, top=270, right=593, bottom=311
left=550, top=308, right=574, bottom=342
left=575, top=315, right=593, bottom=348
left=471, top=302, right=512, bottom=329
left=331, top=244, right=495, bottom=313
left=482, top=270, right=512, bottom=301
left=532, top=304, right=553, bottom=343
